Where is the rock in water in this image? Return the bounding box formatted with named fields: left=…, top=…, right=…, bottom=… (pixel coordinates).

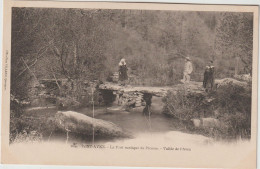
left=55, top=111, right=129, bottom=138
left=191, top=119, right=201, bottom=128
left=106, top=106, right=129, bottom=114
left=191, top=118, right=221, bottom=128
left=201, top=118, right=221, bottom=128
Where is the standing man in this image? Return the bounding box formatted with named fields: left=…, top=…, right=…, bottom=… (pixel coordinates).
left=203, top=60, right=215, bottom=92
left=182, top=57, right=193, bottom=83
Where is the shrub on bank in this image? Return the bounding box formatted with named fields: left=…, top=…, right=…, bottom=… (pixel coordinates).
left=11, top=130, right=43, bottom=143
left=162, top=79, right=252, bottom=139
left=162, top=89, right=206, bottom=121
left=10, top=115, right=57, bottom=143
left=214, top=80, right=251, bottom=139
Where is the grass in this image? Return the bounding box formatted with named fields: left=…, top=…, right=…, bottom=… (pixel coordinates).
left=10, top=107, right=59, bottom=143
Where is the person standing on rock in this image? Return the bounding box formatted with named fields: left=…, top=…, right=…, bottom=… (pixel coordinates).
left=118, top=58, right=128, bottom=86
left=182, top=57, right=193, bottom=83
left=203, top=60, right=215, bottom=92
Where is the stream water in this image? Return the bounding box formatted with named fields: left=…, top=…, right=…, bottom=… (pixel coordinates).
left=75, top=106, right=215, bottom=146
left=97, top=111, right=172, bottom=134
left=14, top=100, right=252, bottom=168
left=24, top=103, right=248, bottom=147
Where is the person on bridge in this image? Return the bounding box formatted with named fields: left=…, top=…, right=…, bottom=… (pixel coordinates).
left=203, top=60, right=215, bottom=92
left=118, top=58, right=128, bottom=86
left=182, top=57, right=193, bottom=83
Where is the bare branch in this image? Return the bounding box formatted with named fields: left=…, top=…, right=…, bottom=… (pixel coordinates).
left=18, top=39, right=54, bottom=77
left=21, top=57, right=39, bottom=84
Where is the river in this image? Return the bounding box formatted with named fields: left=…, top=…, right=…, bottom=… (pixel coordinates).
left=11, top=105, right=252, bottom=168
left=23, top=104, right=249, bottom=146
left=74, top=106, right=215, bottom=146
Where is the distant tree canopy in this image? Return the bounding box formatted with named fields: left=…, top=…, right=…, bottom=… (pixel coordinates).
left=11, top=8, right=253, bottom=98
left=215, top=12, right=253, bottom=76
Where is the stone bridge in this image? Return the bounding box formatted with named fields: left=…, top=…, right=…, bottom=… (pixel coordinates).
left=99, top=81, right=205, bottom=96
left=98, top=81, right=206, bottom=114
left=98, top=78, right=248, bottom=114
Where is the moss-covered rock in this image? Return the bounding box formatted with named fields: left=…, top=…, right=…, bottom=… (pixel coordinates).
left=55, top=111, right=131, bottom=138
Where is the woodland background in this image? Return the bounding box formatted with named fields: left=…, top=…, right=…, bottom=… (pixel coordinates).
left=9, top=8, right=254, bottom=142
left=11, top=8, right=253, bottom=103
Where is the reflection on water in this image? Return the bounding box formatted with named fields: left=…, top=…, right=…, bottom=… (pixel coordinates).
left=76, top=107, right=205, bottom=144
left=78, top=107, right=176, bottom=134
left=97, top=112, right=174, bottom=134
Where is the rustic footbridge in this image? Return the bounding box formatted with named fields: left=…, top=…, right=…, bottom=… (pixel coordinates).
left=98, top=81, right=207, bottom=114
left=37, top=78, right=247, bottom=112
left=98, top=78, right=247, bottom=96
left=99, top=81, right=205, bottom=97
left=98, top=78, right=248, bottom=114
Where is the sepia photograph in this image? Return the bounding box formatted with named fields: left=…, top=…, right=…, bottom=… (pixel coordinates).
left=1, top=1, right=258, bottom=168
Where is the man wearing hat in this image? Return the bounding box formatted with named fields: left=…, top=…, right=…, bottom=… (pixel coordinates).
left=182, top=56, right=193, bottom=83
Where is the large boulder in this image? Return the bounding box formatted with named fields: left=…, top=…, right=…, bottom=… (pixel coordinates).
left=215, top=78, right=248, bottom=88
left=106, top=106, right=129, bottom=114
left=234, top=74, right=252, bottom=82
left=55, top=111, right=130, bottom=138
left=191, top=118, right=221, bottom=128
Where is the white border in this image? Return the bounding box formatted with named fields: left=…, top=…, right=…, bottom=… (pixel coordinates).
left=0, top=1, right=259, bottom=169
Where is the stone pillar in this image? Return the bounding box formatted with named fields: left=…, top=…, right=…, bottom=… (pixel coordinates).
left=142, top=93, right=153, bottom=115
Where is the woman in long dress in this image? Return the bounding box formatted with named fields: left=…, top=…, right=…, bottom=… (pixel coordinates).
left=118, top=58, right=128, bottom=85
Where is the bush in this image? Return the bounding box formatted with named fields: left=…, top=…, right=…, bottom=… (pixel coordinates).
left=56, top=96, right=81, bottom=110
left=10, top=115, right=58, bottom=143
left=162, top=89, right=206, bottom=120
left=214, top=81, right=251, bottom=138
left=12, top=130, right=43, bottom=143
left=162, top=78, right=252, bottom=139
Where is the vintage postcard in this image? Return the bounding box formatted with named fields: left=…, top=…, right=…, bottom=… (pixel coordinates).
left=1, top=1, right=258, bottom=168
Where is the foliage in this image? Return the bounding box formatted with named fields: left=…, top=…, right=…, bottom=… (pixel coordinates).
left=10, top=100, right=24, bottom=118
left=214, top=81, right=251, bottom=138
left=10, top=8, right=253, bottom=140
left=11, top=9, right=253, bottom=96
left=11, top=129, right=43, bottom=143
left=215, top=13, right=253, bottom=75
left=10, top=111, right=58, bottom=143
left=163, top=79, right=251, bottom=139
left=162, top=89, right=205, bottom=120
left=56, top=96, right=81, bottom=110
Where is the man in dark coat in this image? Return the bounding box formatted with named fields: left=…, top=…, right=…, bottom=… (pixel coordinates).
left=203, top=60, right=215, bottom=92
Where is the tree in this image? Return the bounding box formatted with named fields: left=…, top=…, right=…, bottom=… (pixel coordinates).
left=215, top=12, right=253, bottom=75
